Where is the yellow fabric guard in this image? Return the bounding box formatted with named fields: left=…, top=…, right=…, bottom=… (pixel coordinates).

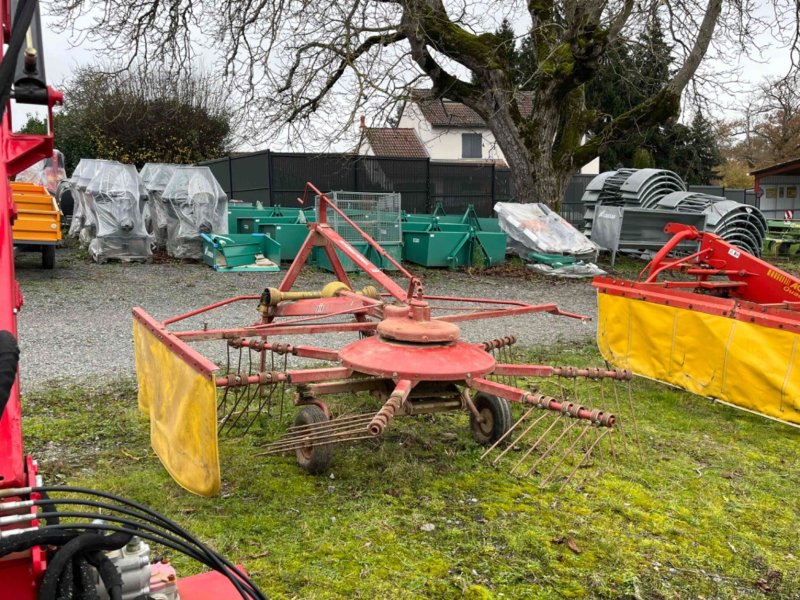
left=597, top=293, right=800, bottom=426
left=133, top=318, right=221, bottom=496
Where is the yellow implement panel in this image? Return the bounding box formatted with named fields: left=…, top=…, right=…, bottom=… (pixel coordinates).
left=133, top=316, right=221, bottom=496
left=597, top=293, right=800, bottom=425
left=11, top=181, right=61, bottom=243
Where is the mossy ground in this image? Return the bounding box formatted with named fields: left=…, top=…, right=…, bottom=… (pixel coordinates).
left=22, top=343, right=800, bottom=599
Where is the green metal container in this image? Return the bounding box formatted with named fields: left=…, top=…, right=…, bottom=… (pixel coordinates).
left=312, top=242, right=370, bottom=272
left=201, top=233, right=281, bottom=272
left=366, top=242, right=403, bottom=271
left=259, top=223, right=311, bottom=261
left=402, top=227, right=506, bottom=268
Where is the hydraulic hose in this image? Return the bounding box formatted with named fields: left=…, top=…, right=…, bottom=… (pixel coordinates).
left=0, top=330, right=19, bottom=419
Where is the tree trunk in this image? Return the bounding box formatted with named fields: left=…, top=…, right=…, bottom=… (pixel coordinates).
left=484, top=98, right=571, bottom=210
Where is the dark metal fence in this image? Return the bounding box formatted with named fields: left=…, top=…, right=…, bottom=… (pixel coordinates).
left=201, top=152, right=514, bottom=217
left=202, top=152, right=757, bottom=221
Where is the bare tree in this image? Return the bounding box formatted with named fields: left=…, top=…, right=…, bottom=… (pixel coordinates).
left=53, top=1, right=799, bottom=205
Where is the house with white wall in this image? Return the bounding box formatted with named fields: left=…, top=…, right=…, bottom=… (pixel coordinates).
left=382, top=89, right=599, bottom=174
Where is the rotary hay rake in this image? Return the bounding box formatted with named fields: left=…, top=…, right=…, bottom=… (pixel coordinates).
left=133, top=183, right=634, bottom=496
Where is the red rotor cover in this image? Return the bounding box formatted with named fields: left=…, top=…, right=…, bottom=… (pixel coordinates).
left=338, top=335, right=495, bottom=381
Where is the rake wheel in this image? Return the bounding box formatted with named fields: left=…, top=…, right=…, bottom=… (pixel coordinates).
left=470, top=393, right=512, bottom=445
left=293, top=405, right=335, bottom=474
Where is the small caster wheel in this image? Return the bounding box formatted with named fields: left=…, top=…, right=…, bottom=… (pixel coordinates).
left=293, top=405, right=334, bottom=474
left=470, top=393, right=512, bottom=445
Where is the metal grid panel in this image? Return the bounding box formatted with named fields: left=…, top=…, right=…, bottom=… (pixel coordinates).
left=317, top=190, right=402, bottom=243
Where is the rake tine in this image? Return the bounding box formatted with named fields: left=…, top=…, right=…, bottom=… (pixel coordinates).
left=282, top=420, right=376, bottom=440
left=219, top=385, right=250, bottom=431
left=221, top=385, right=259, bottom=434
left=509, top=415, right=563, bottom=474
left=257, top=434, right=375, bottom=456
left=491, top=411, right=550, bottom=465
left=240, top=384, right=279, bottom=435
left=261, top=425, right=372, bottom=452
left=480, top=406, right=536, bottom=460
left=288, top=414, right=374, bottom=432
left=626, top=382, right=644, bottom=460
left=558, top=428, right=610, bottom=492
left=539, top=422, right=593, bottom=488
left=611, top=382, right=630, bottom=458
left=525, top=418, right=580, bottom=477
left=279, top=353, right=288, bottom=423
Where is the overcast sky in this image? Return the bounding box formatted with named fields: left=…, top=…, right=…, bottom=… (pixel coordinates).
left=16, top=3, right=797, bottom=149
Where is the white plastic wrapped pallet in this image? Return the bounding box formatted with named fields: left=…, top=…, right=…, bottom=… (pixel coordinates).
left=161, top=166, right=228, bottom=259
left=85, top=162, right=152, bottom=263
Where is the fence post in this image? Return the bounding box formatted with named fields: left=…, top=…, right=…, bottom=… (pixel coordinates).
left=267, top=150, right=274, bottom=206
left=490, top=162, right=496, bottom=216
left=227, top=156, right=233, bottom=198
left=354, top=156, right=360, bottom=191
left=425, top=158, right=431, bottom=213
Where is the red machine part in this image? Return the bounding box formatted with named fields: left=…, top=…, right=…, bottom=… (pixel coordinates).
left=0, top=2, right=255, bottom=598
left=594, top=224, right=800, bottom=334
left=639, top=223, right=800, bottom=304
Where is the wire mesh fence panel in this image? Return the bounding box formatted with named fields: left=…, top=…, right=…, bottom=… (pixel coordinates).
left=317, top=191, right=402, bottom=244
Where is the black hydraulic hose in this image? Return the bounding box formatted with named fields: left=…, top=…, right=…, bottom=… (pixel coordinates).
left=0, top=330, right=20, bottom=419
left=36, top=486, right=263, bottom=596
left=0, top=529, right=79, bottom=556
left=0, top=0, right=37, bottom=121
left=86, top=550, right=124, bottom=600
left=38, top=531, right=131, bottom=600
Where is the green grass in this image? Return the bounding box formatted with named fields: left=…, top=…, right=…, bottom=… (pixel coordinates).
left=22, top=343, right=800, bottom=599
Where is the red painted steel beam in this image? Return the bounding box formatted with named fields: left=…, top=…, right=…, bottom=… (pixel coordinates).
left=215, top=366, right=352, bottom=387
left=235, top=338, right=341, bottom=362
left=176, top=320, right=378, bottom=342
left=467, top=378, right=615, bottom=426
left=162, top=296, right=260, bottom=326
left=133, top=308, right=218, bottom=377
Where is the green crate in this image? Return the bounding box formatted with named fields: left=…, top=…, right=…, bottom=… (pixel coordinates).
left=201, top=233, right=281, bottom=272
left=402, top=229, right=506, bottom=268
left=258, top=223, right=311, bottom=261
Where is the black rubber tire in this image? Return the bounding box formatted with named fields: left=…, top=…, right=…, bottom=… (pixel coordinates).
left=41, top=245, right=55, bottom=270
left=470, top=393, right=513, bottom=445
left=293, top=405, right=334, bottom=474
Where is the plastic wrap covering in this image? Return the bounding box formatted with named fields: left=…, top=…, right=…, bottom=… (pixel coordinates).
left=68, top=159, right=108, bottom=238
left=84, top=162, right=152, bottom=263
left=141, top=163, right=180, bottom=248
left=494, top=202, right=598, bottom=259
left=15, top=149, right=67, bottom=195
left=162, top=166, right=228, bottom=259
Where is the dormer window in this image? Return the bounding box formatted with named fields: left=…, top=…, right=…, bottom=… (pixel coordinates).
left=462, top=133, right=482, bottom=159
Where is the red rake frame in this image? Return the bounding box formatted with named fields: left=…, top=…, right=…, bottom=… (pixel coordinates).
left=133, top=182, right=628, bottom=487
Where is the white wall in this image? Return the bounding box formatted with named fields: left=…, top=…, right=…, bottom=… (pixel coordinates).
left=398, top=103, right=504, bottom=161
left=398, top=102, right=599, bottom=174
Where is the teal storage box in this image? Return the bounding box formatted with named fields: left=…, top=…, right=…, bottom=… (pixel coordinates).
left=201, top=233, right=281, bottom=272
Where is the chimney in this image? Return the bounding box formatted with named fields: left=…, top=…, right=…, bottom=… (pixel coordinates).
left=360, top=114, right=366, bottom=129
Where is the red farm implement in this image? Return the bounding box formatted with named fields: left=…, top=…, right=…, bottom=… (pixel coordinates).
left=133, top=182, right=635, bottom=497
left=594, top=223, right=800, bottom=427
left=0, top=1, right=264, bottom=597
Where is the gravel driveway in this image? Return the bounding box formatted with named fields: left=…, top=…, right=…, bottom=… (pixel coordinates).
left=14, top=244, right=599, bottom=389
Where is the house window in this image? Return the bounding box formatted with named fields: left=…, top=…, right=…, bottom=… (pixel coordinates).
left=462, top=133, right=482, bottom=158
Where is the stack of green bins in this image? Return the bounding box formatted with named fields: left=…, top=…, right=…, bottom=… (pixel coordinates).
left=401, top=207, right=507, bottom=268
